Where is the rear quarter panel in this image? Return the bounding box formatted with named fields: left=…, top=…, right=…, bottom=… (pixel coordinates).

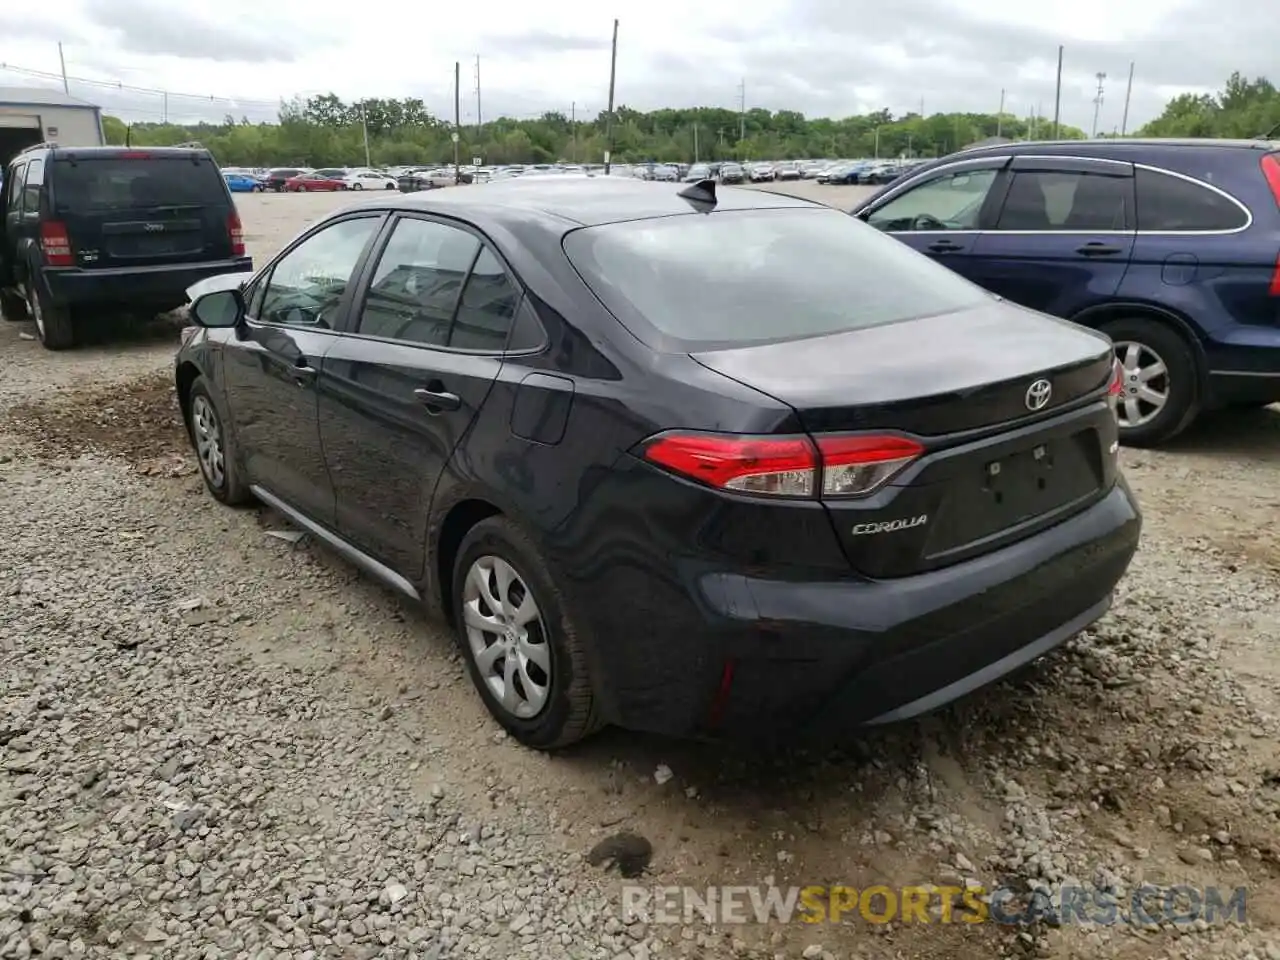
left=1119, top=147, right=1280, bottom=368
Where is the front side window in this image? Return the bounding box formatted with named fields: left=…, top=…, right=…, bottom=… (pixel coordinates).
left=257, top=217, right=380, bottom=328
left=866, top=168, right=998, bottom=232
left=564, top=207, right=992, bottom=349
left=994, top=170, right=1130, bottom=231
left=356, top=218, right=481, bottom=346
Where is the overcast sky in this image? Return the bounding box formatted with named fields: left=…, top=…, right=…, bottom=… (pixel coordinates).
left=1, top=0, right=1270, bottom=133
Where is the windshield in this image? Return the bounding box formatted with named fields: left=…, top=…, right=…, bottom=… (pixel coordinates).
left=563, top=207, right=992, bottom=349
left=53, top=157, right=227, bottom=211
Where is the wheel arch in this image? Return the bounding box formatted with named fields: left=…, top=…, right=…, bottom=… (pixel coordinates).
left=433, top=498, right=504, bottom=626
left=1069, top=300, right=1210, bottom=396
left=175, top=360, right=203, bottom=443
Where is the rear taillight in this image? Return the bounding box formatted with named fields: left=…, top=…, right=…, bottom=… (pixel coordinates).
left=1260, top=154, right=1280, bottom=207
left=637, top=431, right=924, bottom=499
left=816, top=434, right=926, bottom=497
left=228, top=212, right=245, bottom=256
left=118, top=151, right=152, bottom=159
left=39, top=221, right=73, bottom=267
left=1106, top=357, right=1125, bottom=419
left=1259, top=157, right=1280, bottom=296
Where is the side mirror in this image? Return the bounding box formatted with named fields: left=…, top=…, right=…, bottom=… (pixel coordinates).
left=191, top=288, right=244, bottom=328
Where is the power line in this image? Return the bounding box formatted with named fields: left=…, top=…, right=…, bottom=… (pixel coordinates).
left=0, top=60, right=280, bottom=109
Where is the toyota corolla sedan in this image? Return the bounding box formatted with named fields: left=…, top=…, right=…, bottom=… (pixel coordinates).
left=175, top=177, right=1141, bottom=750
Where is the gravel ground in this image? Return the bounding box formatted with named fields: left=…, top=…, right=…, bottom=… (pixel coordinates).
left=1, top=182, right=1278, bottom=960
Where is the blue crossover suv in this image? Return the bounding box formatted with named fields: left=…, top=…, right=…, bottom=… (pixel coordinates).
left=851, top=139, right=1280, bottom=445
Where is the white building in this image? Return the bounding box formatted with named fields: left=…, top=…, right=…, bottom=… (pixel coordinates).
left=0, top=87, right=105, bottom=167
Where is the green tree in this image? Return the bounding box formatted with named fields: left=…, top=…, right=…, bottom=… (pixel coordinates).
left=103, top=92, right=1096, bottom=168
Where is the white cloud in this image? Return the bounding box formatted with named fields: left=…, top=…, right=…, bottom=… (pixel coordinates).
left=0, top=0, right=1265, bottom=132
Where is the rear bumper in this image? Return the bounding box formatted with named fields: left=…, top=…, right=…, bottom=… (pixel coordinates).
left=1206, top=329, right=1280, bottom=404
left=42, top=258, right=254, bottom=309
left=578, top=477, right=1141, bottom=739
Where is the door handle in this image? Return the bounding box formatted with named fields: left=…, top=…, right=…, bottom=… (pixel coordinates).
left=414, top=388, right=462, bottom=413
left=927, top=241, right=964, bottom=253
left=1076, top=243, right=1123, bottom=256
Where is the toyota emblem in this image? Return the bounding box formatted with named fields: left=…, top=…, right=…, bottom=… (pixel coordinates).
left=1025, top=378, right=1053, bottom=411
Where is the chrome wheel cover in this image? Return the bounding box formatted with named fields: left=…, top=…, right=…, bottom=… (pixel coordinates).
left=191, top=395, right=226, bottom=489
left=461, top=555, right=551, bottom=719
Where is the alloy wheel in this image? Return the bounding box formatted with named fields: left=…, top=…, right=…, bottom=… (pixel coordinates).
left=1113, top=340, right=1170, bottom=429
left=28, top=288, right=45, bottom=340
left=461, top=555, right=551, bottom=719
left=191, top=395, right=226, bottom=489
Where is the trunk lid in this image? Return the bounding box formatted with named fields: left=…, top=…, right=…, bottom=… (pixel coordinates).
left=692, top=302, right=1120, bottom=578
left=51, top=154, right=234, bottom=269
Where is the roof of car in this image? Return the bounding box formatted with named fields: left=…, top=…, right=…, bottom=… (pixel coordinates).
left=33, top=145, right=213, bottom=159
left=376, top=176, right=821, bottom=227
left=961, top=137, right=1275, bottom=155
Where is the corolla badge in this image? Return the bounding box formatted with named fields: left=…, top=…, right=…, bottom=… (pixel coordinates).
left=1025, top=378, right=1053, bottom=411
left=851, top=515, right=928, bottom=536
left=144, top=223, right=165, bottom=232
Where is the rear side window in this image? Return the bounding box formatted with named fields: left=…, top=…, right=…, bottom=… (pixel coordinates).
left=995, top=170, right=1130, bottom=231
left=52, top=156, right=228, bottom=211
left=1135, top=167, right=1248, bottom=232
left=563, top=207, right=992, bottom=349
left=6, top=163, right=27, bottom=213
left=21, top=159, right=44, bottom=213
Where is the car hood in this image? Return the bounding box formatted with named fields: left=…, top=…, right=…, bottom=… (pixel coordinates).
left=186, top=270, right=254, bottom=302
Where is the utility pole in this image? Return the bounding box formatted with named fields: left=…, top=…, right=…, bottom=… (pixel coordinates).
left=475, top=56, right=482, bottom=131
left=1052, top=45, right=1064, bottom=139
left=162, top=92, right=168, bottom=124
left=453, top=61, right=461, bottom=183
left=571, top=102, right=577, bottom=162
left=360, top=103, right=371, bottom=167
left=919, top=96, right=924, bottom=118
left=1091, top=71, right=1106, bottom=138
left=1120, top=61, right=1135, bottom=136
left=873, top=126, right=880, bottom=158
left=58, top=42, right=68, bottom=93
left=693, top=121, right=699, bottom=163
left=997, top=89, right=1005, bottom=137
left=604, top=18, right=618, bottom=174
left=738, top=79, right=746, bottom=144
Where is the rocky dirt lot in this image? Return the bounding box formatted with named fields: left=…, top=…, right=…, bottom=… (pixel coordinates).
left=1, top=186, right=1279, bottom=960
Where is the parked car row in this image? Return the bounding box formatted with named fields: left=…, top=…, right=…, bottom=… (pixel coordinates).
left=222, top=167, right=402, bottom=193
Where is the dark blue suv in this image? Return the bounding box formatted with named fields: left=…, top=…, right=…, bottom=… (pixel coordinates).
left=851, top=139, right=1280, bottom=445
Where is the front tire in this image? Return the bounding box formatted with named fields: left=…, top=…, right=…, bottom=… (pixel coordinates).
left=187, top=377, right=251, bottom=505
left=1100, top=317, right=1199, bottom=447
left=451, top=516, right=602, bottom=750
left=28, top=278, right=75, bottom=350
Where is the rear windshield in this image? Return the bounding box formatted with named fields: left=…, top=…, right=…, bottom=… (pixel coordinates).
left=53, top=157, right=227, bottom=211
left=562, top=207, right=992, bottom=348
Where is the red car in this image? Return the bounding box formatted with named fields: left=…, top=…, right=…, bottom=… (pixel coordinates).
left=284, top=173, right=348, bottom=193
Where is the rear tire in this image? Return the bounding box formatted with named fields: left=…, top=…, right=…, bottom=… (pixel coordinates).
left=451, top=516, right=602, bottom=750
left=1100, top=317, right=1199, bottom=447
left=1, top=287, right=27, bottom=321
left=28, top=279, right=75, bottom=350
left=351, top=183, right=363, bottom=191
